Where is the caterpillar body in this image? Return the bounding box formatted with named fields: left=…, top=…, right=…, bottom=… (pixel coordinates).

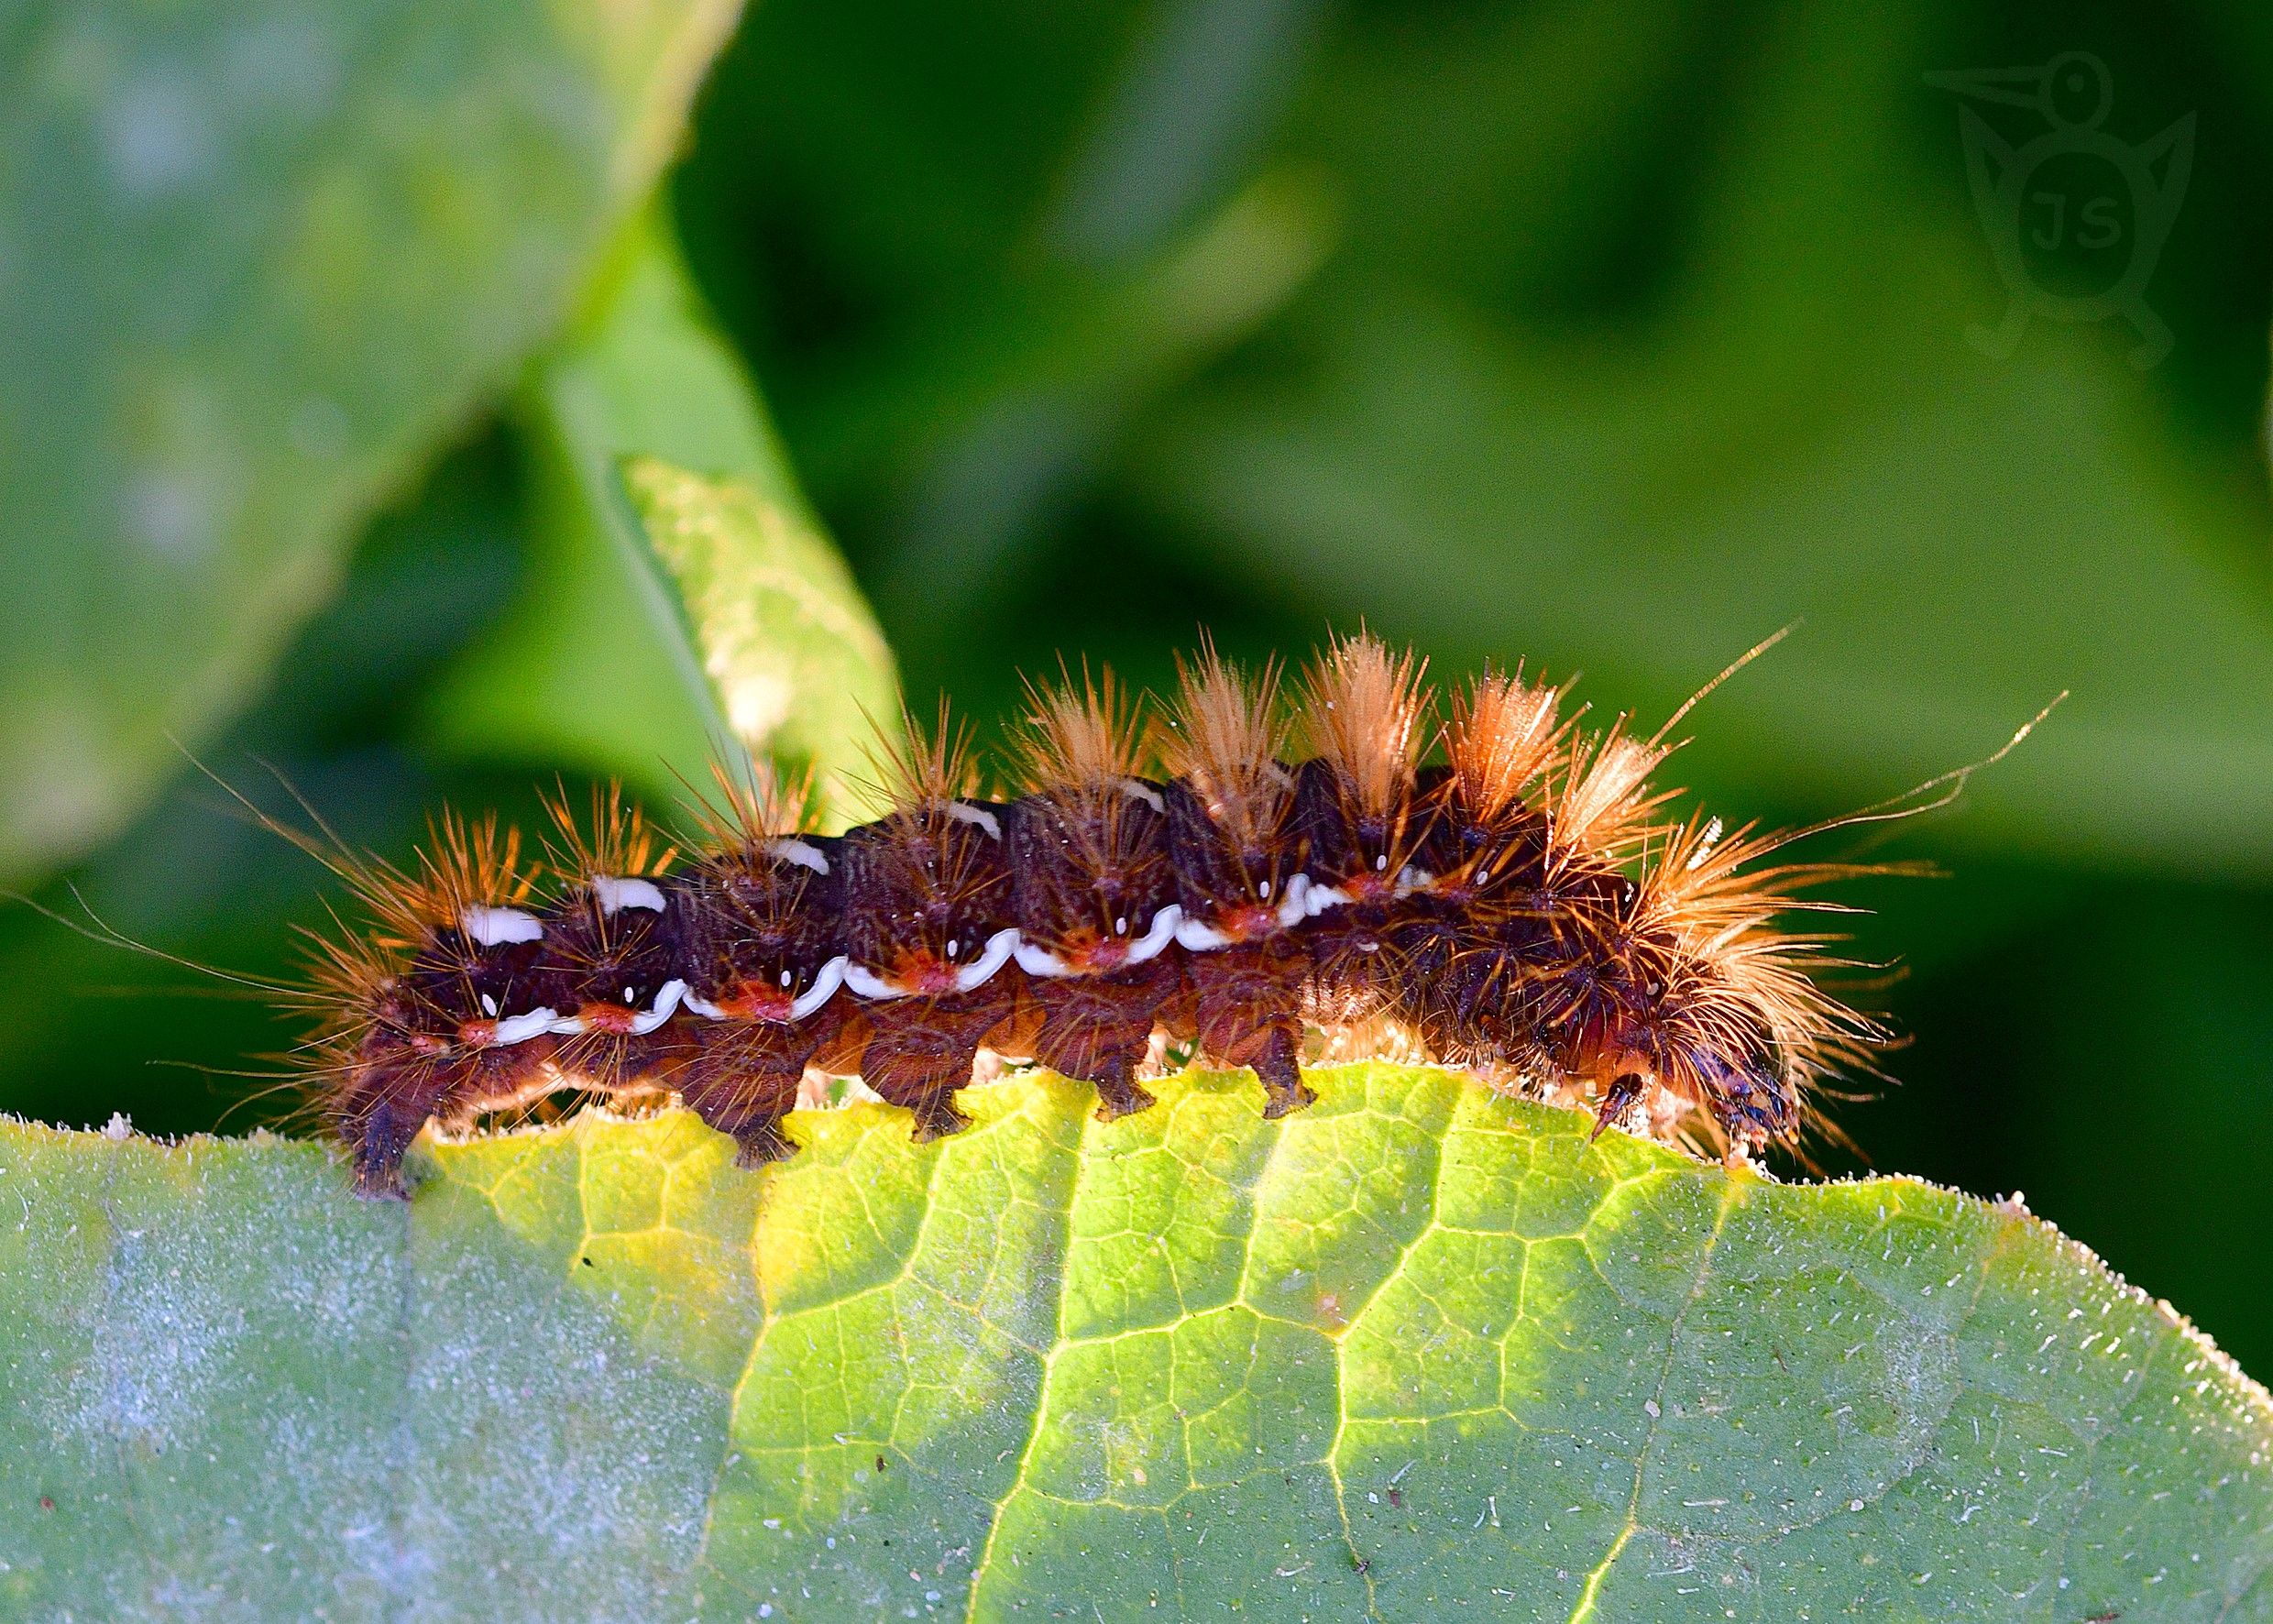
left=291, top=635, right=1886, bottom=1199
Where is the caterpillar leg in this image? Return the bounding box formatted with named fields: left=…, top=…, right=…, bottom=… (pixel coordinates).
left=726, top=1114, right=798, bottom=1168
left=346, top=1096, right=429, bottom=1201
left=1089, top=1055, right=1157, bottom=1123
left=337, top=1037, right=545, bottom=1200
left=1187, top=942, right=1315, bottom=1119
left=1248, top=1026, right=1314, bottom=1119
left=677, top=1055, right=804, bottom=1169
left=858, top=990, right=1011, bottom=1140
left=676, top=1008, right=846, bottom=1168
left=1027, top=962, right=1178, bottom=1125
left=1587, top=1070, right=1646, bottom=1143
left=906, top=1089, right=974, bottom=1141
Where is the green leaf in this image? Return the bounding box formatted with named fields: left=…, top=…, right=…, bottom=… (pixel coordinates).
left=1122, top=5, right=2273, bottom=876
left=624, top=455, right=899, bottom=823
left=5, top=1064, right=2268, bottom=1619
left=0, top=0, right=746, bottom=886
left=423, top=211, right=897, bottom=824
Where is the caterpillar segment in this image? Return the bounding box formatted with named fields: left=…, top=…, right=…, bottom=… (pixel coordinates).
left=291, top=633, right=1885, bottom=1197
left=306, top=811, right=557, bottom=1197
left=1002, top=667, right=1182, bottom=1123
left=669, top=766, right=851, bottom=1168
left=1157, top=643, right=1316, bottom=1120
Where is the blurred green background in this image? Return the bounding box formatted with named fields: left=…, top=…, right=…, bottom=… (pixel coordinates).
left=5, top=0, right=2271, bottom=1370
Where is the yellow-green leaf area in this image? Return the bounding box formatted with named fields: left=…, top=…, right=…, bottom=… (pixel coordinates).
left=3, top=1064, right=2269, bottom=1621
left=629, top=455, right=900, bottom=824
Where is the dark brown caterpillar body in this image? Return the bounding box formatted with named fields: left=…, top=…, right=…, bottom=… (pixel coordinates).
left=297, top=634, right=1883, bottom=1198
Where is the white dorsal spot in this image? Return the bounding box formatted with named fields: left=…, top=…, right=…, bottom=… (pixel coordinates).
left=1375, top=853, right=1389, bottom=871
left=623, top=986, right=637, bottom=1004
left=946, top=802, right=1002, bottom=839
left=779, top=969, right=793, bottom=987
left=1257, top=878, right=1272, bottom=900
left=479, top=993, right=499, bottom=1018
left=593, top=876, right=666, bottom=915
left=944, top=938, right=959, bottom=960
left=1114, top=916, right=1127, bottom=936
left=462, top=905, right=543, bottom=947
left=766, top=838, right=829, bottom=874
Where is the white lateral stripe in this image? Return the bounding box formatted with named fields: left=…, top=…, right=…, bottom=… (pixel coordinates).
left=1175, top=916, right=1233, bottom=952
left=848, top=928, right=1019, bottom=999
left=766, top=838, right=829, bottom=874
left=946, top=802, right=1002, bottom=839
left=1126, top=905, right=1182, bottom=964
left=1118, top=778, right=1165, bottom=813
left=681, top=958, right=844, bottom=1023
left=791, top=958, right=846, bottom=1019
left=626, top=979, right=686, bottom=1036
left=951, top=928, right=1019, bottom=992
left=1015, top=942, right=1075, bottom=979
left=492, top=1007, right=558, bottom=1046
left=1304, top=883, right=1353, bottom=917
left=545, top=980, right=687, bottom=1037
left=593, top=875, right=667, bottom=914
left=462, top=905, right=544, bottom=947
left=1014, top=905, right=1182, bottom=976
left=1176, top=880, right=1307, bottom=952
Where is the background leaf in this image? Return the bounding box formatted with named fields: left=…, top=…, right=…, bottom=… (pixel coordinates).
left=0, top=0, right=742, bottom=884
left=625, top=454, right=898, bottom=824
left=1123, top=5, right=2273, bottom=876
left=5, top=1064, right=2268, bottom=1620
left=422, top=211, right=899, bottom=818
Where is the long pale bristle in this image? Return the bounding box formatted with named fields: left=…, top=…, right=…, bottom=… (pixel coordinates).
left=862, top=697, right=983, bottom=814
left=1158, top=640, right=1288, bottom=850
left=1636, top=811, right=1889, bottom=1145
left=1553, top=722, right=1675, bottom=861
left=346, top=807, right=537, bottom=949
left=688, top=758, right=817, bottom=859
left=542, top=782, right=674, bottom=881
left=1299, top=632, right=1433, bottom=817
left=1446, top=666, right=1571, bottom=827
left=1019, top=664, right=1146, bottom=791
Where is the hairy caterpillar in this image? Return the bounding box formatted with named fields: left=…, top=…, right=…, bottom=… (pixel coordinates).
left=260, top=633, right=2003, bottom=1199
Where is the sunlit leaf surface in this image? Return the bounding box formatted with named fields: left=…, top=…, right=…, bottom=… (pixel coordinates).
left=5, top=1064, right=2267, bottom=1620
